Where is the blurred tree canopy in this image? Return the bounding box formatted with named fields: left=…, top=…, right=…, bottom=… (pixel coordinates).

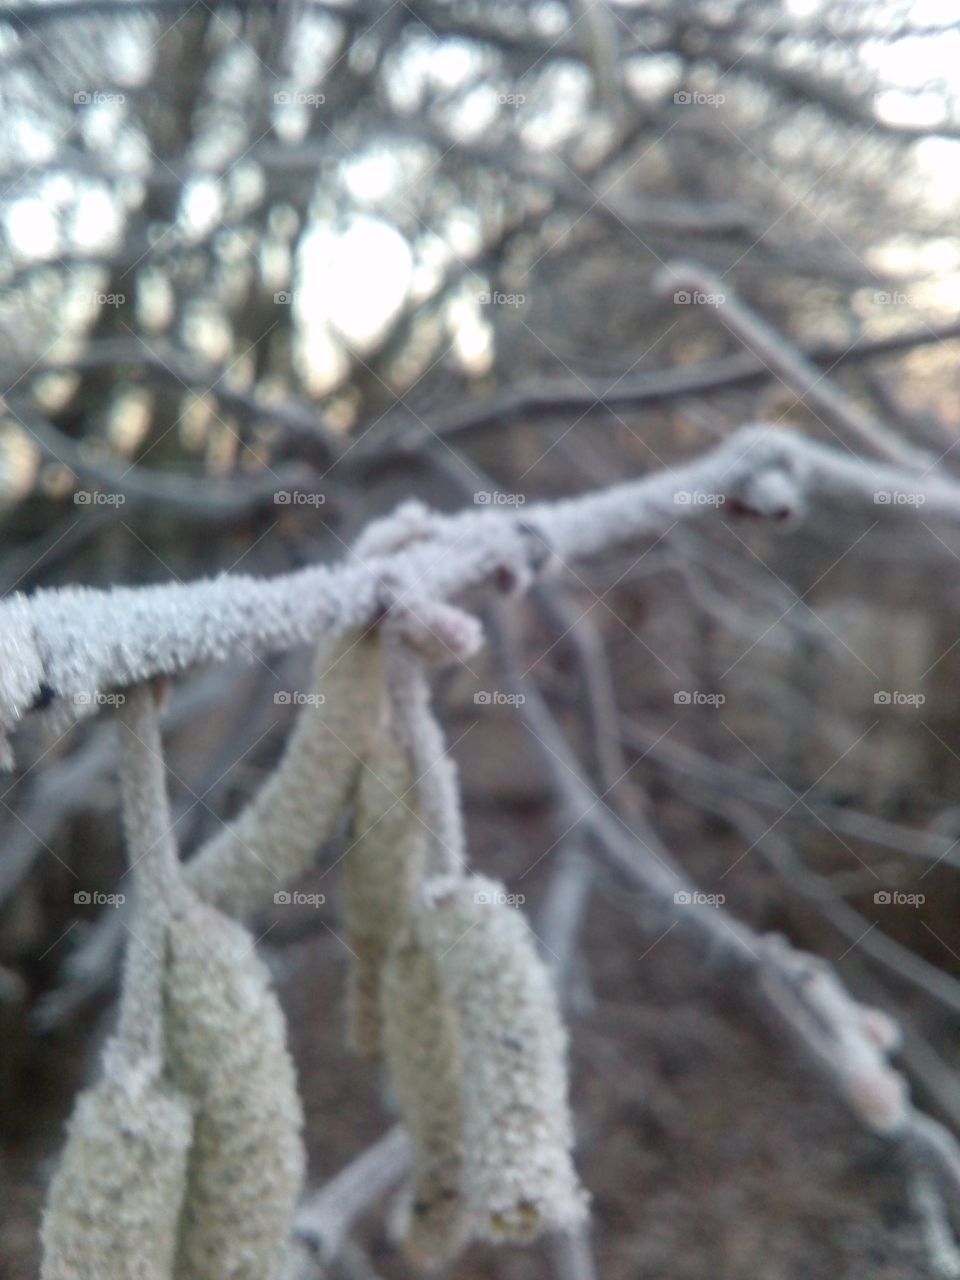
left=1, top=0, right=959, bottom=585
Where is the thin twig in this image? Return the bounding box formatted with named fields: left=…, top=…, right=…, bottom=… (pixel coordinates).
left=653, top=259, right=932, bottom=469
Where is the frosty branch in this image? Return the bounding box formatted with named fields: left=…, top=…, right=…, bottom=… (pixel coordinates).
left=3, top=423, right=959, bottom=766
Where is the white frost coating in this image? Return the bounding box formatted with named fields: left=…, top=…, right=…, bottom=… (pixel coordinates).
left=415, top=873, right=589, bottom=1242
left=761, top=936, right=909, bottom=1136
left=165, top=900, right=306, bottom=1280
left=43, top=685, right=193, bottom=1280
left=185, top=634, right=386, bottom=918
left=40, top=1044, right=193, bottom=1280
left=0, top=593, right=45, bottom=767
left=382, top=621, right=471, bottom=876
left=344, top=722, right=427, bottom=1057
left=381, top=928, right=469, bottom=1266
left=6, top=424, right=928, bottom=755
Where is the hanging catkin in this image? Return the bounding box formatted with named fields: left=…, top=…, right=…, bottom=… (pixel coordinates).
left=416, top=874, right=589, bottom=1242
left=41, top=684, right=194, bottom=1280
left=343, top=721, right=426, bottom=1056
left=381, top=927, right=469, bottom=1266
left=40, top=1044, right=193, bottom=1280
left=186, top=633, right=386, bottom=919
left=164, top=899, right=306, bottom=1280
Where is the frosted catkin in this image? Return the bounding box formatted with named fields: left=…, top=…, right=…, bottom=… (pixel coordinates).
left=416, top=874, right=588, bottom=1242
left=343, top=725, right=426, bottom=1056
left=164, top=900, right=306, bottom=1280
left=185, top=635, right=385, bottom=919
left=381, top=928, right=469, bottom=1266
left=40, top=1044, right=193, bottom=1280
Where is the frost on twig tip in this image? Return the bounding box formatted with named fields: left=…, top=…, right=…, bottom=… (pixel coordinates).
left=415, top=873, right=589, bottom=1242
left=760, top=935, right=909, bottom=1136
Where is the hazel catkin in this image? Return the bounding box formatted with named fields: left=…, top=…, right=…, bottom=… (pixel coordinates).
left=381, top=926, right=469, bottom=1266
left=164, top=901, right=306, bottom=1280
left=40, top=1045, right=193, bottom=1280
left=415, top=873, right=588, bottom=1243
left=343, top=725, right=426, bottom=1056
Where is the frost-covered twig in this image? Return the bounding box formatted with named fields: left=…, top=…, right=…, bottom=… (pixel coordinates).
left=653, top=259, right=933, bottom=469
left=294, top=1128, right=410, bottom=1263
left=8, top=398, right=324, bottom=522
left=488, top=605, right=960, bottom=1221
left=6, top=423, right=960, bottom=763
left=910, top=1173, right=960, bottom=1278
